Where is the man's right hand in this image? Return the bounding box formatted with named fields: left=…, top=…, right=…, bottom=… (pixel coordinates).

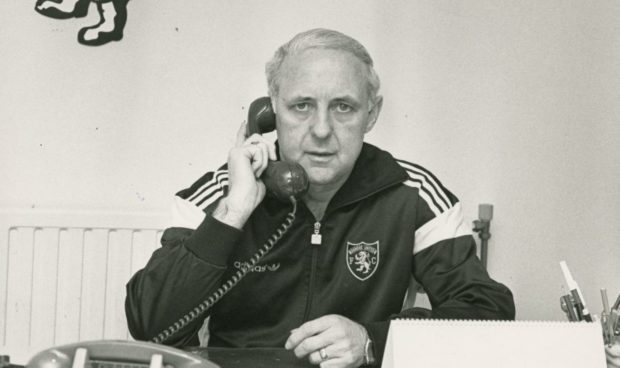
left=213, top=121, right=277, bottom=229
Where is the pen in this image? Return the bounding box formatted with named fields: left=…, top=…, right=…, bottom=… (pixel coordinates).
left=602, top=289, right=614, bottom=344
left=613, top=293, right=620, bottom=311
left=602, top=289, right=611, bottom=314
left=611, top=309, right=620, bottom=336
left=602, top=313, right=611, bottom=344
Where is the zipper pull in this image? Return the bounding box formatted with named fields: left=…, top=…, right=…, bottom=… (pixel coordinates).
left=311, top=221, right=322, bottom=245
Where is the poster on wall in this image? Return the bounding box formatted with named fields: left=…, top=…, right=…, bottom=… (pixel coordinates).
left=34, top=0, right=128, bottom=46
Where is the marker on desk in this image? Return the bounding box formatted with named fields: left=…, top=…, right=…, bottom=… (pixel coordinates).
left=611, top=309, right=620, bottom=337
left=611, top=293, right=620, bottom=337
left=613, top=293, right=620, bottom=311
left=602, top=288, right=614, bottom=345
left=559, top=261, right=592, bottom=322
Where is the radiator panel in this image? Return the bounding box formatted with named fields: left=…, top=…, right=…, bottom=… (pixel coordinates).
left=0, top=209, right=167, bottom=364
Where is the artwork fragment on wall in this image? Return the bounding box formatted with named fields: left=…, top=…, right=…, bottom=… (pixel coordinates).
left=34, top=0, right=129, bottom=46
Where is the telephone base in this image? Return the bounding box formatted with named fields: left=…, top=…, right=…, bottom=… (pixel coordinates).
left=26, top=340, right=219, bottom=368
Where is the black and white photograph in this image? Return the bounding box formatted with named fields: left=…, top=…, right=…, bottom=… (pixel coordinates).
left=1, top=1, right=619, bottom=367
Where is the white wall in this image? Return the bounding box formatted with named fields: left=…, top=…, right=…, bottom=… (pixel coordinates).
left=1, top=0, right=619, bottom=321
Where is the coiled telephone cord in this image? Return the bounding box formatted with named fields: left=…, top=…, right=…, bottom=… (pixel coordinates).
left=151, top=197, right=298, bottom=344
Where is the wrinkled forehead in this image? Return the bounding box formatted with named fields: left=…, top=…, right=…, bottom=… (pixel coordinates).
left=277, top=48, right=371, bottom=100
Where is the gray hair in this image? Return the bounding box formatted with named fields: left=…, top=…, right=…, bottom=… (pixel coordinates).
left=265, top=28, right=381, bottom=103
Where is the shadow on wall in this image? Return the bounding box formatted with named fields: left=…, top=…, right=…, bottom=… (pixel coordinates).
left=34, top=0, right=129, bottom=46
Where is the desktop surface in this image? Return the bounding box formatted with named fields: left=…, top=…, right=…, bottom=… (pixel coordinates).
left=187, top=347, right=314, bottom=368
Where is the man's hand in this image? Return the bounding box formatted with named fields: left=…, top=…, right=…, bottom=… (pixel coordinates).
left=607, top=343, right=620, bottom=368
left=213, top=122, right=276, bottom=229
left=285, top=315, right=368, bottom=368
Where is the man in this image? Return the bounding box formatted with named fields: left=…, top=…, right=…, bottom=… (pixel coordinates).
left=125, top=28, right=515, bottom=367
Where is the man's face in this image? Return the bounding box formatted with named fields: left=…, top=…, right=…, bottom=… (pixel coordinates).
left=272, top=48, right=381, bottom=188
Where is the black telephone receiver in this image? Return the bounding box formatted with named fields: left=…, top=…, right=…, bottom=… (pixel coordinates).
left=246, top=97, right=309, bottom=202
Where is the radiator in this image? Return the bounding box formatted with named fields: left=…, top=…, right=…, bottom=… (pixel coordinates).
left=0, top=209, right=168, bottom=364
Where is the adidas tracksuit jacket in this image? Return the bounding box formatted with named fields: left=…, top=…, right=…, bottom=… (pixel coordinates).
left=125, top=143, right=515, bottom=365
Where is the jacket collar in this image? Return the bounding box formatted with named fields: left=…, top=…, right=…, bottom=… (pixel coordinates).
left=268, top=142, right=408, bottom=213
left=327, top=142, right=408, bottom=211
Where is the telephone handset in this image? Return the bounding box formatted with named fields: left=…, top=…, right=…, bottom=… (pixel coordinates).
left=246, top=96, right=309, bottom=202
left=26, top=339, right=218, bottom=368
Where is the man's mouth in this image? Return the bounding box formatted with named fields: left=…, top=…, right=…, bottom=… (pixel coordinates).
left=306, top=151, right=335, bottom=162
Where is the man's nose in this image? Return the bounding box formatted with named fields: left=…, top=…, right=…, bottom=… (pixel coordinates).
left=310, top=108, right=333, bottom=139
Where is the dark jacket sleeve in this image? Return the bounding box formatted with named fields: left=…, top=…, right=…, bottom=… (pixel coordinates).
left=409, top=234, right=515, bottom=320
left=361, top=170, right=515, bottom=366
left=361, top=233, right=515, bottom=366
left=125, top=212, right=243, bottom=347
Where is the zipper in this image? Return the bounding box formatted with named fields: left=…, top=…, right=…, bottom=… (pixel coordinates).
left=299, top=167, right=403, bottom=321
left=302, top=221, right=322, bottom=321
left=310, top=221, right=322, bottom=245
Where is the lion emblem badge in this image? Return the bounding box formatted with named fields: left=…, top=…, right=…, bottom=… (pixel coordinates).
left=346, top=241, right=379, bottom=281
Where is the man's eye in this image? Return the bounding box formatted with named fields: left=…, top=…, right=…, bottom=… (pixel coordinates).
left=294, top=103, right=309, bottom=112
left=335, top=103, right=353, bottom=113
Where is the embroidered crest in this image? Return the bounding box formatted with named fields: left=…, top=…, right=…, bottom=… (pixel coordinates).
left=346, top=241, right=379, bottom=281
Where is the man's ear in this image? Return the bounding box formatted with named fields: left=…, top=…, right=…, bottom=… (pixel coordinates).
left=270, top=96, right=278, bottom=115
left=364, top=96, right=383, bottom=133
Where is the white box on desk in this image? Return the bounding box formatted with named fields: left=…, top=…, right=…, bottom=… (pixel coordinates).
left=382, top=319, right=606, bottom=368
